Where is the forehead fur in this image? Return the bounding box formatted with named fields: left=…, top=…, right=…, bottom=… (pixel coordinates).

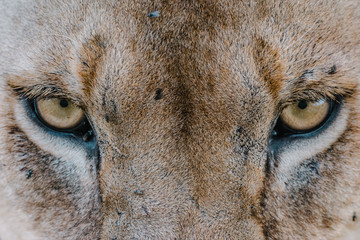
left=2, top=0, right=359, bottom=100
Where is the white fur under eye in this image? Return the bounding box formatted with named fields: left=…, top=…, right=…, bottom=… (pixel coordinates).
left=272, top=105, right=349, bottom=188
left=13, top=101, right=91, bottom=179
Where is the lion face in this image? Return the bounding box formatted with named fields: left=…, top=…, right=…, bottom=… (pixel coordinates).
left=0, top=0, right=360, bottom=239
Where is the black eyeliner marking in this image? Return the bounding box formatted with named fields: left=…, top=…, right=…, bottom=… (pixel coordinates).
left=82, top=130, right=94, bottom=142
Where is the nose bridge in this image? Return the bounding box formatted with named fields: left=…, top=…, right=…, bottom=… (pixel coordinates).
left=96, top=89, right=196, bottom=238
left=96, top=76, right=268, bottom=239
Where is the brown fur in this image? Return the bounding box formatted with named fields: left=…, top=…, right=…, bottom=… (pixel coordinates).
left=0, top=0, right=360, bottom=239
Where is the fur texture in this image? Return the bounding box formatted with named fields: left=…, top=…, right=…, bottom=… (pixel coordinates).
left=0, top=0, right=360, bottom=239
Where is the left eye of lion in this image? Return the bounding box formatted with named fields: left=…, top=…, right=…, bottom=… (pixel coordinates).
left=34, top=98, right=85, bottom=131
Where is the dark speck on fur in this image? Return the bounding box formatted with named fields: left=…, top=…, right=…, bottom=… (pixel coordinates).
left=147, top=10, right=159, bottom=18
left=328, top=65, right=337, bottom=75
left=134, top=189, right=144, bottom=195
left=155, top=88, right=163, bottom=100
left=26, top=169, right=33, bottom=179
left=82, top=61, right=90, bottom=68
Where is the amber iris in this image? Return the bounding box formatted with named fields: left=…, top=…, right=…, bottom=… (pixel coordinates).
left=36, top=98, right=85, bottom=130
left=280, top=99, right=330, bottom=132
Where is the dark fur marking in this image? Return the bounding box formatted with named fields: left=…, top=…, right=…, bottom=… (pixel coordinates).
left=12, top=87, right=24, bottom=94
left=26, top=169, right=33, bottom=179
left=105, top=114, right=110, bottom=123
left=154, top=88, right=163, bottom=100
left=82, top=61, right=90, bottom=68
left=190, top=196, right=200, bottom=209
left=8, top=126, right=21, bottom=135
left=117, top=209, right=123, bottom=216
left=142, top=205, right=151, bottom=217
left=110, top=100, right=118, bottom=114
left=236, top=127, right=244, bottom=134
left=300, top=69, right=314, bottom=79
left=308, top=161, right=320, bottom=176
left=261, top=151, right=280, bottom=239
left=353, top=212, right=357, bottom=222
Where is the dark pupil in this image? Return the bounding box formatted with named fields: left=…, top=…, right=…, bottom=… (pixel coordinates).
left=60, top=99, right=69, bottom=108
left=297, top=100, right=308, bottom=110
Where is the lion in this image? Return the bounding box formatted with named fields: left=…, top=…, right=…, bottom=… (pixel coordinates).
left=0, top=0, right=359, bottom=239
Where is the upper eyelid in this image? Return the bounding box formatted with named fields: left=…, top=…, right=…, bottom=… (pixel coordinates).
left=278, top=90, right=348, bottom=110
left=280, top=96, right=329, bottom=109
left=10, top=84, right=83, bottom=107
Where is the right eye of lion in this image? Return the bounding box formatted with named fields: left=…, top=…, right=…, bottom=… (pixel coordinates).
left=35, top=98, right=86, bottom=131
left=273, top=98, right=338, bottom=138
left=280, top=99, right=330, bottom=132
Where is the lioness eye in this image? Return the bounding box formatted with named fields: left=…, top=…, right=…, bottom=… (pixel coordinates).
left=279, top=99, right=330, bottom=133
left=35, top=98, right=85, bottom=130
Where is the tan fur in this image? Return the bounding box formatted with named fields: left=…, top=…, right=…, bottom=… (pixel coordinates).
left=0, top=0, right=360, bottom=239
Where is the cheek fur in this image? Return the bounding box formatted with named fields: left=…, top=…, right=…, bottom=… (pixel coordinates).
left=0, top=97, right=101, bottom=238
